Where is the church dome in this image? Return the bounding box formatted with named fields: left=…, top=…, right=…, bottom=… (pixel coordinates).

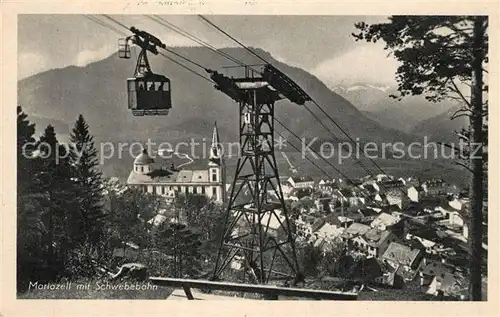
left=134, top=149, right=154, bottom=165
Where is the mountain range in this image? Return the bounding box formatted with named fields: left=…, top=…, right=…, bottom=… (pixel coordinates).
left=17, top=47, right=469, bottom=184
left=331, top=84, right=461, bottom=134
left=18, top=47, right=416, bottom=146
left=410, top=105, right=469, bottom=143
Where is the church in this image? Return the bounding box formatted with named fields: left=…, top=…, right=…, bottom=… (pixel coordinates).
left=127, top=123, right=226, bottom=203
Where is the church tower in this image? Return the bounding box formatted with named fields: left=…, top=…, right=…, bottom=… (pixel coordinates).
left=209, top=122, right=225, bottom=203
left=133, top=149, right=154, bottom=174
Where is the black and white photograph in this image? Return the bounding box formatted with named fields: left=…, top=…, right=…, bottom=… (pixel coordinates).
left=7, top=9, right=492, bottom=307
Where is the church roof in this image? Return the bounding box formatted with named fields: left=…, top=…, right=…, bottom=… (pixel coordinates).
left=129, top=122, right=223, bottom=186
left=134, top=149, right=155, bottom=165
left=127, top=168, right=215, bottom=185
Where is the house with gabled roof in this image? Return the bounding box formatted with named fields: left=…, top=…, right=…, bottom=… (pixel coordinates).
left=287, top=175, right=314, bottom=189
left=381, top=242, right=424, bottom=273
left=340, top=222, right=397, bottom=258
left=362, top=228, right=397, bottom=257
left=370, top=212, right=400, bottom=231
left=419, top=260, right=461, bottom=297
left=341, top=223, right=371, bottom=242
left=312, top=222, right=345, bottom=251
left=381, top=242, right=426, bottom=285
left=422, top=179, right=447, bottom=196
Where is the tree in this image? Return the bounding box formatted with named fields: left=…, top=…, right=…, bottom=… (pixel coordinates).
left=17, top=106, right=37, bottom=195
left=171, top=193, right=238, bottom=278
left=17, top=107, right=46, bottom=290
left=69, top=115, right=105, bottom=255
left=175, top=193, right=226, bottom=259
left=153, top=221, right=204, bottom=278
left=353, top=16, right=488, bottom=300
left=300, top=243, right=324, bottom=277
left=36, top=125, right=77, bottom=273
left=103, top=181, right=158, bottom=250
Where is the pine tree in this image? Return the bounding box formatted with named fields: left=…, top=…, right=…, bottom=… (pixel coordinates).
left=37, top=125, right=77, bottom=273
left=69, top=115, right=104, bottom=255
left=353, top=16, right=488, bottom=300
left=17, top=106, right=46, bottom=290
left=17, top=106, right=37, bottom=195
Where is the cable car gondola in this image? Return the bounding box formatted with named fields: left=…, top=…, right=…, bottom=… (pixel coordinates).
left=119, top=27, right=172, bottom=116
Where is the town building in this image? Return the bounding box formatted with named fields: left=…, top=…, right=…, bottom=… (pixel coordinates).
left=127, top=123, right=226, bottom=203
left=407, top=186, right=419, bottom=202
left=340, top=222, right=396, bottom=257
left=287, top=175, right=314, bottom=189
left=419, top=260, right=461, bottom=297
left=422, top=179, right=447, bottom=196
left=381, top=242, right=425, bottom=283
left=370, top=213, right=400, bottom=231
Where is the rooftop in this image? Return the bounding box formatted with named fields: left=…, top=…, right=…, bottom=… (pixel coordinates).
left=370, top=213, right=399, bottom=228
left=342, top=223, right=371, bottom=238
left=290, top=175, right=314, bottom=183
left=127, top=167, right=218, bottom=185
left=364, top=228, right=392, bottom=247
left=382, top=242, right=421, bottom=267
left=134, top=149, right=155, bottom=165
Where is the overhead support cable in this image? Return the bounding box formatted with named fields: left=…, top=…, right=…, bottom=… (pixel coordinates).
left=84, top=15, right=128, bottom=36
left=102, top=14, right=131, bottom=31
left=275, top=119, right=362, bottom=188
left=275, top=129, right=334, bottom=181
left=157, top=51, right=215, bottom=84
left=198, top=15, right=270, bottom=65
left=93, top=13, right=407, bottom=196
left=148, top=15, right=246, bottom=67
left=85, top=15, right=214, bottom=84
left=196, top=15, right=409, bottom=195
left=99, top=14, right=210, bottom=72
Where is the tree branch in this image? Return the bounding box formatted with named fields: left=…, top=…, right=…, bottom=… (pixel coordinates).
left=440, top=22, right=473, bottom=39
left=460, top=81, right=472, bottom=88
left=451, top=109, right=471, bottom=120
left=437, top=141, right=469, bottom=161
left=453, top=161, right=474, bottom=174
left=447, top=95, right=467, bottom=103
left=448, top=78, right=472, bottom=108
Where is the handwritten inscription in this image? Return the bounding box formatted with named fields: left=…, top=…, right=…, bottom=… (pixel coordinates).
left=135, top=0, right=206, bottom=6
left=133, top=0, right=259, bottom=6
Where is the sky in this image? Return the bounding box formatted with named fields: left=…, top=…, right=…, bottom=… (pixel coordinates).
left=18, top=15, right=399, bottom=87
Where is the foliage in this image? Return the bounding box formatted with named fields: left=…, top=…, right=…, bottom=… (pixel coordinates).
left=36, top=125, right=79, bottom=274
left=175, top=193, right=226, bottom=259
left=17, top=106, right=37, bottom=192
left=301, top=244, right=324, bottom=277
left=17, top=110, right=83, bottom=288
left=294, top=188, right=313, bottom=200
left=353, top=15, right=488, bottom=301
left=297, top=239, right=347, bottom=279
left=17, top=110, right=110, bottom=292
left=353, top=16, right=488, bottom=104
left=103, top=184, right=159, bottom=250
left=69, top=115, right=105, bottom=252
left=152, top=221, right=204, bottom=278
left=17, top=107, right=44, bottom=289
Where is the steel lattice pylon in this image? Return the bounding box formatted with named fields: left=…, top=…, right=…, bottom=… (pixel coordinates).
left=210, top=66, right=302, bottom=285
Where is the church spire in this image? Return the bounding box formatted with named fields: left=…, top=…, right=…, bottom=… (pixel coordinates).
left=212, top=122, right=220, bottom=148
left=209, top=121, right=222, bottom=165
